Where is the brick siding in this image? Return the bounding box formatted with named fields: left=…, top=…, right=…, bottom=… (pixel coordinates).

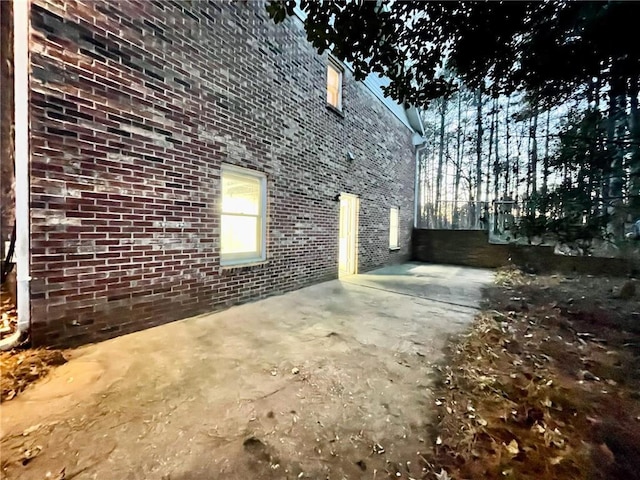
left=28, top=0, right=417, bottom=346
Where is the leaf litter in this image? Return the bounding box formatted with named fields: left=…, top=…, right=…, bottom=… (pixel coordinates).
left=1, top=349, right=67, bottom=402
left=0, top=283, right=18, bottom=340
left=425, top=266, right=640, bottom=479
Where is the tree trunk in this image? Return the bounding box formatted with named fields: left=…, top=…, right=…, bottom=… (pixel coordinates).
left=607, top=63, right=626, bottom=239
left=542, top=109, right=550, bottom=198
left=493, top=97, right=501, bottom=233
left=420, top=151, right=429, bottom=227
left=504, top=97, right=510, bottom=197
left=592, top=76, right=605, bottom=215
left=629, top=78, right=640, bottom=215
left=453, top=91, right=463, bottom=227
left=530, top=109, right=539, bottom=197
left=515, top=121, right=525, bottom=205
left=475, top=87, right=483, bottom=225
left=435, top=96, right=446, bottom=228
left=525, top=116, right=532, bottom=206
left=486, top=100, right=494, bottom=206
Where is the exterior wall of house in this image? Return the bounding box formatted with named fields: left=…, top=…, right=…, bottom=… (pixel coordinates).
left=28, top=0, right=417, bottom=346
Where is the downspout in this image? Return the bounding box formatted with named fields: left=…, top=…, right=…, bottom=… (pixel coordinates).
left=413, top=141, right=428, bottom=228
left=1, top=0, right=30, bottom=350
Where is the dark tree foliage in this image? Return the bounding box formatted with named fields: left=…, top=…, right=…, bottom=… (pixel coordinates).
left=514, top=109, right=614, bottom=251
left=267, top=1, right=640, bottom=107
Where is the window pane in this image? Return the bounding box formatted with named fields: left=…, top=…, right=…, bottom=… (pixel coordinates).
left=221, top=214, right=259, bottom=254
left=389, top=208, right=399, bottom=248
left=327, top=89, right=339, bottom=107
left=327, top=65, right=341, bottom=108
left=390, top=208, right=399, bottom=228
left=222, top=173, right=261, bottom=215
left=327, top=65, right=340, bottom=89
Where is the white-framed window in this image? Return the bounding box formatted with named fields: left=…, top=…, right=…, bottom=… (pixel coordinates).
left=220, top=165, right=267, bottom=265
left=327, top=60, right=343, bottom=110
left=389, top=207, right=400, bottom=249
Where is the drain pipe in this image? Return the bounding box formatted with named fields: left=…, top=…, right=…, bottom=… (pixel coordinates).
left=1, top=0, right=31, bottom=350
left=413, top=137, right=427, bottom=228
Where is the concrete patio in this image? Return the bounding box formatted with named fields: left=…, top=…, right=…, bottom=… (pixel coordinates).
left=1, top=263, right=493, bottom=480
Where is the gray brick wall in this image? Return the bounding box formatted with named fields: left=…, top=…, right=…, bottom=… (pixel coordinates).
left=28, top=0, right=417, bottom=346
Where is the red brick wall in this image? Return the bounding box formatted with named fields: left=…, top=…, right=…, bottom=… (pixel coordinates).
left=28, top=0, right=417, bottom=346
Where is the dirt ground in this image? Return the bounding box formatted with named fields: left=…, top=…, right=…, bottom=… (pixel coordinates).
left=0, top=263, right=492, bottom=480
left=431, top=267, right=640, bottom=480
left=4, top=264, right=636, bottom=480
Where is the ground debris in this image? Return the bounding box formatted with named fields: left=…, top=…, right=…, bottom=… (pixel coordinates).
left=45, top=468, right=66, bottom=480
left=0, top=284, right=17, bottom=340
left=0, top=349, right=67, bottom=402
left=428, top=268, right=640, bottom=480
left=434, top=468, right=451, bottom=480
left=494, top=264, right=528, bottom=287
left=372, top=442, right=385, bottom=454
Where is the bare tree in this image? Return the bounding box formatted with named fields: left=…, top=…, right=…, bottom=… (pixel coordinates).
left=475, top=87, right=483, bottom=224
left=485, top=99, right=495, bottom=207
left=530, top=108, right=539, bottom=197
left=629, top=78, right=640, bottom=214
left=435, top=96, right=447, bottom=227
left=542, top=108, right=550, bottom=197
left=607, top=65, right=626, bottom=237
left=504, top=98, right=511, bottom=197
left=452, top=92, right=463, bottom=227
left=493, top=97, right=501, bottom=232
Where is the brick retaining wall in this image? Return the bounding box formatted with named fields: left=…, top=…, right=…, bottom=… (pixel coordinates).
left=412, top=230, right=635, bottom=277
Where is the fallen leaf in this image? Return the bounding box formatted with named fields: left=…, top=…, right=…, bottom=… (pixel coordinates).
left=434, top=468, right=451, bottom=480
left=505, top=439, right=519, bottom=456
left=532, top=423, right=545, bottom=434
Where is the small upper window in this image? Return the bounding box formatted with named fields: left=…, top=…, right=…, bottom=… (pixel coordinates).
left=220, top=166, right=267, bottom=265
left=327, top=61, right=343, bottom=111
left=389, top=207, right=400, bottom=249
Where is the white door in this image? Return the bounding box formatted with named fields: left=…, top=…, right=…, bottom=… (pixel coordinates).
left=338, top=193, right=358, bottom=276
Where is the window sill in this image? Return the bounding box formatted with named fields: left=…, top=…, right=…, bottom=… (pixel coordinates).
left=219, top=260, right=269, bottom=273
left=326, top=103, right=345, bottom=118
left=389, top=247, right=401, bottom=252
